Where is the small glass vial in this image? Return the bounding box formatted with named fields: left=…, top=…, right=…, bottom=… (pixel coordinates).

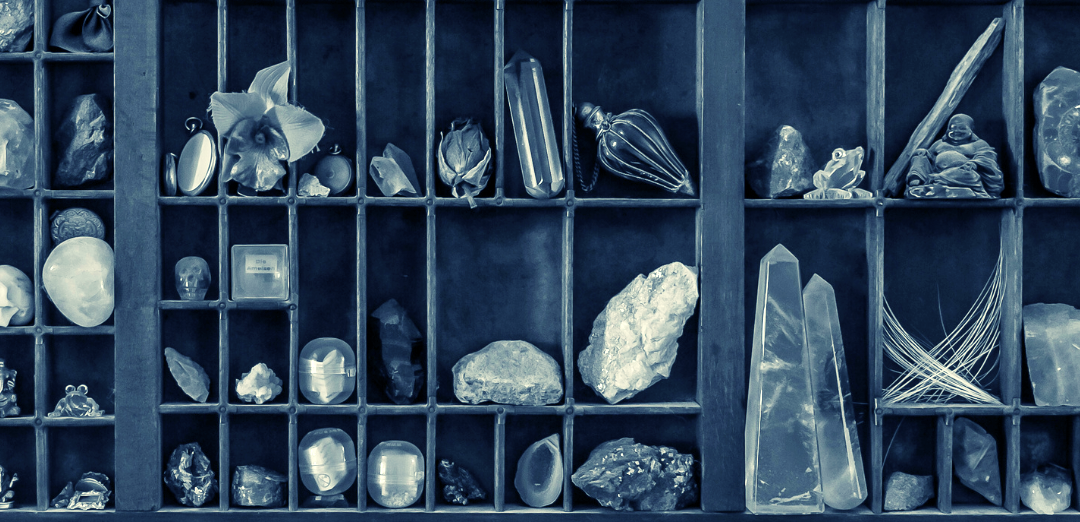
left=298, top=428, right=356, bottom=503
left=367, top=441, right=424, bottom=508
left=231, top=244, right=288, bottom=300
left=299, top=338, right=357, bottom=405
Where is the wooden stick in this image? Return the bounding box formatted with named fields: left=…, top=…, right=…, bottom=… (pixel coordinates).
left=882, top=17, right=1005, bottom=197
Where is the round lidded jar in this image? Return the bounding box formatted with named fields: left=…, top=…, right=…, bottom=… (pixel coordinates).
left=298, top=428, right=357, bottom=497
left=367, top=441, right=424, bottom=508
left=299, top=338, right=357, bottom=405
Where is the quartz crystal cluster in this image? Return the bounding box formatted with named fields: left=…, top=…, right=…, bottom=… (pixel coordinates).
left=1023, top=303, right=1080, bottom=406
left=235, top=363, right=282, bottom=404
left=571, top=438, right=697, bottom=511
left=1021, top=464, right=1072, bottom=514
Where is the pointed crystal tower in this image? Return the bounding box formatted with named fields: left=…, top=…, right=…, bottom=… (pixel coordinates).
left=746, top=244, right=823, bottom=514
left=804, top=274, right=867, bottom=510
left=504, top=50, right=564, bottom=199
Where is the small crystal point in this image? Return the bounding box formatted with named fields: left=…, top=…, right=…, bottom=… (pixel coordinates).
left=515, top=434, right=562, bottom=508
left=1023, top=303, right=1080, bottom=406
left=746, top=244, right=823, bottom=514
left=952, top=417, right=1002, bottom=506
left=803, top=274, right=866, bottom=510
left=504, top=50, right=564, bottom=199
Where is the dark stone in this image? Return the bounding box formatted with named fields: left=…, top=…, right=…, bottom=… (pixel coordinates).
left=884, top=472, right=934, bottom=511
left=232, top=465, right=286, bottom=508
left=1035, top=67, right=1080, bottom=197
left=747, top=125, right=815, bottom=199
left=164, top=442, right=217, bottom=507
left=54, top=94, right=113, bottom=188
left=0, top=0, right=33, bottom=53
left=438, top=459, right=487, bottom=505
left=371, top=299, right=424, bottom=404
left=570, top=438, right=697, bottom=512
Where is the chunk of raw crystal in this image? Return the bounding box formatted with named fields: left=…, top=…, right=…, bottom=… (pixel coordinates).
left=504, top=50, right=564, bottom=199
left=747, top=125, right=815, bottom=198
left=0, top=99, right=34, bottom=189
left=369, top=143, right=421, bottom=197
left=54, top=94, right=113, bottom=188
left=745, top=245, right=822, bottom=514
left=164, top=442, right=218, bottom=507
left=578, top=261, right=698, bottom=404
left=571, top=437, right=697, bottom=512
left=515, top=434, right=562, bottom=508
left=372, top=299, right=424, bottom=404
left=235, top=363, right=282, bottom=404
left=953, top=417, right=1002, bottom=505
left=51, top=472, right=111, bottom=510
left=438, top=459, right=486, bottom=505
left=164, top=347, right=210, bottom=403
left=0, top=265, right=33, bottom=327
left=1023, top=303, right=1080, bottom=406
left=298, top=173, right=329, bottom=197
left=803, top=274, right=866, bottom=510
left=0, top=0, right=33, bottom=52
left=42, top=237, right=114, bottom=327
left=884, top=472, right=934, bottom=511
left=232, top=465, right=286, bottom=508
left=1021, top=465, right=1072, bottom=514
left=1034, top=67, right=1080, bottom=197
left=453, top=340, right=562, bottom=406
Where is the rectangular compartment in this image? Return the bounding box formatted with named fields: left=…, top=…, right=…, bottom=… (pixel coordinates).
left=504, top=414, right=563, bottom=511
left=161, top=0, right=218, bottom=182
left=436, top=208, right=562, bottom=404
left=298, top=207, right=356, bottom=345
left=161, top=414, right=221, bottom=509
left=435, top=414, right=494, bottom=509
left=882, top=416, right=939, bottom=512
left=228, top=414, right=288, bottom=508
left=0, top=336, right=34, bottom=417
left=161, top=206, right=219, bottom=301
left=574, top=207, right=697, bottom=404
left=47, top=335, right=113, bottom=416
left=296, top=415, right=360, bottom=509
left=48, top=425, right=116, bottom=509
left=47, top=62, right=114, bottom=191
left=0, top=426, right=37, bottom=508
left=228, top=310, right=289, bottom=405
left=364, top=414, right=427, bottom=512
left=162, top=310, right=219, bottom=405
left=1019, top=416, right=1076, bottom=513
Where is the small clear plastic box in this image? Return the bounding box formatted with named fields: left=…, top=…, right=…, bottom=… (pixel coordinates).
left=231, top=244, right=288, bottom=300
left=299, top=338, right=357, bottom=405
left=367, top=441, right=424, bottom=508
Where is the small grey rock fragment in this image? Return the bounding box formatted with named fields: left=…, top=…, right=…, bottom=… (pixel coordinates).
left=884, top=471, right=934, bottom=511
left=452, top=340, right=562, bottom=406
left=747, top=125, right=815, bottom=198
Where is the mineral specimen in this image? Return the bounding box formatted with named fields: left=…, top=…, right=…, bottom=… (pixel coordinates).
left=164, top=442, right=218, bottom=507
left=504, top=50, right=564, bottom=199
left=953, top=417, right=1002, bottom=506
left=803, top=274, right=866, bottom=510
left=232, top=465, right=286, bottom=507
left=578, top=261, right=698, bottom=404
left=0, top=358, right=18, bottom=417
left=51, top=472, right=111, bottom=510
left=1035, top=67, right=1080, bottom=197
left=54, top=94, right=113, bottom=188
left=42, top=237, right=114, bottom=327
left=1023, top=303, right=1080, bottom=406
left=0, top=0, right=33, bottom=52
left=367, top=441, right=425, bottom=508
left=883, top=472, right=934, bottom=511
left=746, top=245, right=822, bottom=514
left=165, top=347, right=211, bottom=403
left=370, top=143, right=421, bottom=197
left=515, top=434, right=562, bottom=508
left=47, top=384, right=102, bottom=417
left=174, top=256, right=211, bottom=301
left=235, top=363, right=282, bottom=404
left=297, top=173, right=329, bottom=197
left=50, top=208, right=105, bottom=244
left=0, top=99, right=34, bottom=189
left=747, top=125, right=815, bottom=198
left=453, top=340, right=561, bottom=406
left=0, top=464, right=16, bottom=508
left=313, top=145, right=353, bottom=195
left=1021, top=465, right=1072, bottom=514
left=571, top=437, right=697, bottom=512
left=0, top=265, right=33, bottom=327
left=372, top=299, right=424, bottom=404
left=438, top=459, right=486, bottom=505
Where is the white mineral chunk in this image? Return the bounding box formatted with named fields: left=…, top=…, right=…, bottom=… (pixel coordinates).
left=1023, top=303, right=1080, bottom=406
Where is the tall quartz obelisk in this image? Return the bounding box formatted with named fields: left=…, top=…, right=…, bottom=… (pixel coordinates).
left=745, top=244, right=823, bottom=514
left=804, top=274, right=867, bottom=510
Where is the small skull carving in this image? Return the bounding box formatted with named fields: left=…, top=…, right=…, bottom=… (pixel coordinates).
left=175, top=256, right=211, bottom=301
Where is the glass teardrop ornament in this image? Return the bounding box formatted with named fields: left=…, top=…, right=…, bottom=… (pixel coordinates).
left=177, top=117, right=218, bottom=196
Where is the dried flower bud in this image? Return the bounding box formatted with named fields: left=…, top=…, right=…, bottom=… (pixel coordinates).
left=437, top=118, right=491, bottom=208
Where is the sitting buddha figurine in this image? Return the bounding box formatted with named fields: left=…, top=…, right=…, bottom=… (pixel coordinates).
left=905, top=114, right=1003, bottom=199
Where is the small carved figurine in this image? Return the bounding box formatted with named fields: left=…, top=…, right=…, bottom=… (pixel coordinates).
left=0, top=359, right=18, bottom=418
left=905, top=114, right=1003, bottom=199
left=175, top=256, right=211, bottom=301
left=0, top=465, right=16, bottom=508
left=47, top=384, right=103, bottom=418
left=804, top=147, right=872, bottom=200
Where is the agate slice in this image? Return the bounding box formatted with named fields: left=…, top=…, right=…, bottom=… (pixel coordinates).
left=178, top=119, right=217, bottom=196
left=42, top=237, right=114, bottom=327
left=0, top=265, right=33, bottom=327
left=514, top=433, right=562, bottom=508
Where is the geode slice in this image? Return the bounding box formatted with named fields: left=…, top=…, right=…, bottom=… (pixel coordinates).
left=0, top=99, right=34, bottom=189
left=164, top=442, right=218, bottom=507
left=747, top=125, right=815, bottom=198
left=571, top=437, right=697, bottom=512
left=515, top=434, right=562, bottom=508
left=1035, top=67, right=1080, bottom=197
left=578, top=261, right=698, bottom=404
left=438, top=459, right=486, bottom=505
left=54, top=94, right=113, bottom=188
left=453, top=340, right=562, bottom=406
left=883, top=472, right=934, bottom=511
left=372, top=299, right=424, bottom=404
left=165, top=347, right=211, bottom=403
left=0, top=0, right=33, bottom=53
left=232, top=465, right=286, bottom=508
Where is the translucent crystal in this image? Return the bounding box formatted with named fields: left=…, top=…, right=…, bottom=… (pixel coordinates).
left=504, top=50, right=563, bottom=199
left=164, top=442, right=218, bottom=507
left=745, top=244, right=823, bottom=514
left=1021, top=465, right=1072, bottom=514
left=803, top=274, right=866, bottom=510
left=298, top=173, right=329, bottom=197
left=232, top=465, right=286, bottom=508
left=369, top=143, right=420, bottom=197
left=174, top=256, right=210, bottom=301
left=953, top=417, right=1001, bottom=505
left=514, top=434, right=562, bottom=508
left=42, top=237, right=114, bottom=327
left=1023, top=303, right=1080, bottom=406
left=367, top=441, right=424, bottom=508
left=0, top=99, right=34, bottom=189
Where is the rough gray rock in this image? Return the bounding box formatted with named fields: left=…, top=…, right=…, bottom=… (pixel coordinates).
left=54, top=94, right=113, bottom=188
left=452, top=340, right=562, bottom=406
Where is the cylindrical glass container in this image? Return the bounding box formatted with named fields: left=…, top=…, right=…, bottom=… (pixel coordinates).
left=298, top=428, right=356, bottom=497
left=367, top=441, right=424, bottom=508
left=299, top=338, right=357, bottom=405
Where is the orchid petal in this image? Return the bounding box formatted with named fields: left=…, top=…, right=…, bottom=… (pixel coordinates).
left=266, top=104, right=324, bottom=162
left=210, top=92, right=266, bottom=137
left=248, top=61, right=291, bottom=107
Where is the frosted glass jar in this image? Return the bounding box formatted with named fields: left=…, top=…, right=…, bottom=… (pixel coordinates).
left=298, top=428, right=356, bottom=497
left=231, top=244, right=288, bottom=300
left=299, top=338, right=357, bottom=405
left=367, top=441, right=424, bottom=508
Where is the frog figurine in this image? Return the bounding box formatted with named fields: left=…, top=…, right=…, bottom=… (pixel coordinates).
left=0, top=465, right=16, bottom=509
left=804, top=146, right=872, bottom=200
left=47, top=385, right=103, bottom=418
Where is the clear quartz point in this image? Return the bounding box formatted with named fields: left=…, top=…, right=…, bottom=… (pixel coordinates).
left=504, top=50, right=563, bottom=199
left=745, top=244, right=823, bottom=514
left=803, top=274, right=866, bottom=510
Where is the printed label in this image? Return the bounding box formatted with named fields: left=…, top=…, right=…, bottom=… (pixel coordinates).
left=245, top=254, right=278, bottom=274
